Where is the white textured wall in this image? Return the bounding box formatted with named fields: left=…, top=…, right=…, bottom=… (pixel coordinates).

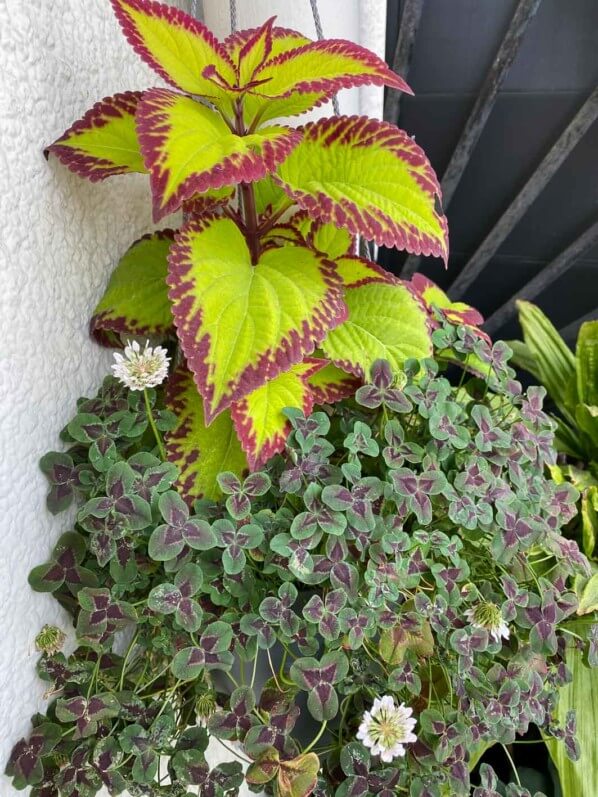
left=0, top=0, right=386, bottom=792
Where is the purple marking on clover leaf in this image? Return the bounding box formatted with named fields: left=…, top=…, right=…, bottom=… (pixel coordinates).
left=39, top=451, right=91, bottom=514
left=148, top=490, right=215, bottom=561
left=259, top=583, right=300, bottom=636
left=212, top=519, right=263, bottom=575
left=448, top=494, right=493, bottom=530
left=55, top=692, right=119, bottom=739
left=207, top=686, right=257, bottom=741
left=344, top=421, right=380, bottom=457
left=521, top=385, right=550, bottom=428
left=303, top=589, right=347, bottom=641
left=240, top=614, right=277, bottom=650
left=471, top=405, right=510, bottom=453
left=523, top=597, right=560, bottom=655
left=404, top=376, right=451, bottom=419
left=290, top=652, right=348, bottom=721
left=54, top=746, right=102, bottom=795
left=217, top=470, right=271, bottom=520
left=28, top=531, right=98, bottom=594
left=6, top=724, right=62, bottom=787
left=76, top=587, right=136, bottom=639
left=429, top=401, right=471, bottom=449
left=170, top=621, right=234, bottom=679
left=147, top=563, right=203, bottom=632
left=382, top=420, right=424, bottom=468
left=321, top=478, right=383, bottom=533
left=389, top=468, right=447, bottom=525
left=339, top=607, right=375, bottom=649
left=291, top=483, right=347, bottom=538
left=492, top=508, right=536, bottom=562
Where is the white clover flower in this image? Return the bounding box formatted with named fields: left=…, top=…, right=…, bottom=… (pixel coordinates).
left=356, top=696, right=417, bottom=762
left=112, top=340, right=170, bottom=391
left=465, top=601, right=510, bottom=643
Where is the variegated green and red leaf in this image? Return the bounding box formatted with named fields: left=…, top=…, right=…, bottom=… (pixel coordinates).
left=110, top=0, right=236, bottom=101
left=307, top=361, right=361, bottom=404
left=167, top=215, right=347, bottom=423
left=136, top=88, right=301, bottom=220
left=236, top=17, right=276, bottom=86
left=90, top=230, right=174, bottom=346
left=335, top=256, right=396, bottom=289
left=45, top=91, right=145, bottom=181
left=410, top=273, right=484, bottom=327
left=253, top=38, right=411, bottom=99
left=321, top=281, right=432, bottom=378
left=165, top=367, right=247, bottom=502
left=275, top=115, right=449, bottom=261
left=231, top=359, right=324, bottom=469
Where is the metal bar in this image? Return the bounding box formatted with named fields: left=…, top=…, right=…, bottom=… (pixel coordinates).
left=560, top=307, right=598, bottom=341
left=401, top=0, right=541, bottom=280
left=449, top=84, right=598, bottom=298
left=484, top=218, right=598, bottom=334
left=383, top=0, right=425, bottom=123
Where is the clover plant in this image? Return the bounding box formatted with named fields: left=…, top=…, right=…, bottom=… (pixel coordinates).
left=8, top=316, right=598, bottom=797
left=43, top=0, right=450, bottom=501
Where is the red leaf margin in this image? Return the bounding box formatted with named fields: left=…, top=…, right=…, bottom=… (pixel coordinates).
left=274, top=115, right=449, bottom=263
left=230, top=358, right=325, bottom=470
left=167, top=215, right=349, bottom=424
left=110, top=0, right=235, bottom=95
left=45, top=91, right=144, bottom=182
left=136, top=87, right=303, bottom=221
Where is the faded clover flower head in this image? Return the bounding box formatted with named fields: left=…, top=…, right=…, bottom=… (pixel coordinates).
left=465, top=601, right=510, bottom=643
left=111, top=340, right=170, bottom=391
left=34, top=624, right=66, bottom=656
left=357, top=696, right=417, bottom=762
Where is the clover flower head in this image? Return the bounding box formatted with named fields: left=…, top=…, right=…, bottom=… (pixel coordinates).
left=35, top=625, right=66, bottom=655
left=356, top=696, right=417, bottom=762
left=465, top=601, right=510, bottom=643
left=112, top=340, right=170, bottom=390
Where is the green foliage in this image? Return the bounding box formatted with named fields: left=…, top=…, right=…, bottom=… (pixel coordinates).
left=9, top=319, right=598, bottom=797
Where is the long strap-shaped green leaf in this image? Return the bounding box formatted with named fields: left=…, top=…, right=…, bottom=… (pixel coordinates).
left=546, top=621, right=598, bottom=797
left=577, top=320, right=598, bottom=406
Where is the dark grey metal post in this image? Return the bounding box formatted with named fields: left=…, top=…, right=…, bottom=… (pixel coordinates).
left=401, top=0, right=542, bottom=279
left=560, top=307, right=598, bottom=341
left=383, top=0, right=425, bottom=123
left=484, top=218, right=598, bottom=334
left=448, top=85, right=598, bottom=298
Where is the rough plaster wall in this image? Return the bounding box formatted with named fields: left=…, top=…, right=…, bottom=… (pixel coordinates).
left=0, top=0, right=158, bottom=789
left=0, top=0, right=386, bottom=792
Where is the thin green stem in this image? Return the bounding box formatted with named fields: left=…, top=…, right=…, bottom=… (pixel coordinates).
left=303, top=721, right=328, bottom=755
left=119, top=631, right=140, bottom=690
left=501, top=743, right=521, bottom=788
left=144, top=389, right=167, bottom=460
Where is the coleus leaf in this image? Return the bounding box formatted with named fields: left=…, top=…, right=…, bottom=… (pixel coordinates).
left=231, top=359, right=325, bottom=469
left=410, top=273, right=484, bottom=328
left=45, top=91, right=145, bottom=181
left=247, top=35, right=411, bottom=129
left=275, top=115, right=448, bottom=260
left=307, top=361, right=360, bottom=404
left=165, top=366, right=247, bottom=503
left=136, top=88, right=301, bottom=220
left=110, top=0, right=236, bottom=99
left=335, top=256, right=396, bottom=289
left=91, top=231, right=174, bottom=345
left=167, top=215, right=346, bottom=421
left=321, top=281, right=432, bottom=378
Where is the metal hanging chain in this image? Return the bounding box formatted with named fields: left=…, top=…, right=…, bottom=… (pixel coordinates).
left=230, top=0, right=238, bottom=34
left=310, top=0, right=340, bottom=115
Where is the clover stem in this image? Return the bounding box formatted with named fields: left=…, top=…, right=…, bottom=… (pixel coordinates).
left=501, top=743, right=521, bottom=788
left=250, top=651, right=259, bottom=689
left=143, top=389, right=167, bottom=461
left=119, top=631, right=140, bottom=690
left=266, top=647, right=282, bottom=691
left=303, top=721, right=328, bottom=754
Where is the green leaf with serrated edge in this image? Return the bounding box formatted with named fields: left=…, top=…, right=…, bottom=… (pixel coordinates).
left=307, top=360, right=360, bottom=404
left=546, top=621, right=598, bottom=797
left=45, top=91, right=145, bottom=181
left=231, top=359, right=324, bottom=469
left=334, top=256, right=395, bottom=289
left=111, top=0, right=236, bottom=101
left=91, top=231, right=174, bottom=346
left=321, top=282, right=432, bottom=379
left=254, top=174, right=292, bottom=218
left=275, top=116, right=448, bottom=260
left=165, top=367, right=247, bottom=503
left=577, top=320, right=598, bottom=406
left=136, top=88, right=302, bottom=221
left=286, top=212, right=354, bottom=260
left=167, top=215, right=346, bottom=422
left=517, top=301, right=577, bottom=421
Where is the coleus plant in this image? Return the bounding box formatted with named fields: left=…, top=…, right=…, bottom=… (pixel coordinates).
left=7, top=318, right=598, bottom=797
left=44, top=0, right=450, bottom=499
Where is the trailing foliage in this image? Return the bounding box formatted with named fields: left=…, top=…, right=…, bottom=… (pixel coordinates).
left=44, top=0, right=449, bottom=495
left=8, top=320, right=598, bottom=796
